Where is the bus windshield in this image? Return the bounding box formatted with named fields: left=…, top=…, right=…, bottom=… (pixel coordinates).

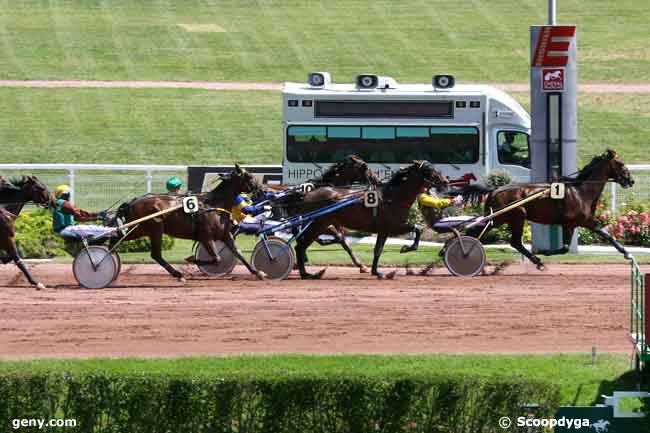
left=286, top=125, right=479, bottom=164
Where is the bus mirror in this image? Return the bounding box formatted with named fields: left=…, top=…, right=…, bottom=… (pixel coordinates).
left=433, top=74, right=455, bottom=90
left=308, top=72, right=331, bottom=88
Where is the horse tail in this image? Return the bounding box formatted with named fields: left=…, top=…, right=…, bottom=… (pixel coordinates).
left=452, top=184, right=494, bottom=206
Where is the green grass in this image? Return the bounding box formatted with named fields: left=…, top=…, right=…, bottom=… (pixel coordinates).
left=0, top=353, right=633, bottom=406
left=0, top=0, right=648, bottom=83
left=1, top=88, right=648, bottom=165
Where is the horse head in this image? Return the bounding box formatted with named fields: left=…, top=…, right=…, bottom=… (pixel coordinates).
left=413, top=160, right=448, bottom=189
left=320, top=154, right=380, bottom=186
left=385, top=161, right=448, bottom=196
left=604, top=149, right=634, bottom=188
left=12, top=176, right=52, bottom=206
left=230, top=164, right=262, bottom=196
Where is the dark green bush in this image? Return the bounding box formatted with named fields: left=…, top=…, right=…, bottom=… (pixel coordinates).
left=10, top=210, right=174, bottom=258
left=115, top=235, right=175, bottom=253
left=0, top=372, right=561, bottom=433
left=14, top=209, right=66, bottom=258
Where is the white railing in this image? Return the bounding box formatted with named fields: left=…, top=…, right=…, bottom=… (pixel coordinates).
left=1, top=163, right=648, bottom=214
left=0, top=164, right=187, bottom=210
left=610, top=165, right=650, bottom=215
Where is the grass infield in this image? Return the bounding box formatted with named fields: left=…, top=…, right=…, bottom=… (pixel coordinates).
left=0, top=0, right=647, bottom=83
left=0, top=89, right=648, bottom=165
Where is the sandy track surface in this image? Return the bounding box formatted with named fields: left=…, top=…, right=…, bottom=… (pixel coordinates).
left=0, top=262, right=637, bottom=359
left=0, top=80, right=649, bottom=93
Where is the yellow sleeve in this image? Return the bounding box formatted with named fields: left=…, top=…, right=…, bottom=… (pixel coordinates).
left=231, top=200, right=250, bottom=222
left=418, top=194, right=453, bottom=209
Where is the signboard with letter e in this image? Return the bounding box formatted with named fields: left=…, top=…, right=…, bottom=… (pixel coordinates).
left=542, top=67, right=565, bottom=92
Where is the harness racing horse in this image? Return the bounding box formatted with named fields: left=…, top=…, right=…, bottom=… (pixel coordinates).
left=292, top=161, right=448, bottom=279
left=113, top=165, right=265, bottom=281
left=271, top=155, right=381, bottom=272
left=0, top=176, right=52, bottom=289
left=465, top=149, right=634, bottom=269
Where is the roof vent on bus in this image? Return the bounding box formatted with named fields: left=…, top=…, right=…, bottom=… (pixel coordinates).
left=433, top=74, right=455, bottom=90
left=307, top=72, right=331, bottom=88
left=356, top=74, right=397, bottom=90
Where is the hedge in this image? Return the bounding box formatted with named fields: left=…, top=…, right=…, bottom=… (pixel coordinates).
left=8, top=210, right=174, bottom=258
left=0, top=372, right=561, bottom=433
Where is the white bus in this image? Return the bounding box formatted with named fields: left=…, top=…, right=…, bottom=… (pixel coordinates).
left=282, top=73, right=531, bottom=185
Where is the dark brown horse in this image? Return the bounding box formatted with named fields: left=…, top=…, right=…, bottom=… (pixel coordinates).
left=292, top=161, right=448, bottom=279
left=0, top=176, right=52, bottom=289
left=270, top=155, right=381, bottom=272
left=113, top=165, right=264, bottom=281
left=465, top=149, right=634, bottom=268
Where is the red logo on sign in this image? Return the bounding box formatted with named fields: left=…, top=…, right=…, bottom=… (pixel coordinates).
left=542, top=68, right=565, bottom=91
left=532, top=25, right=576, bottom=67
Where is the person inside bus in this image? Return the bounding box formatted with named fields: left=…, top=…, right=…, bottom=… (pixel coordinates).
left=498, top=131, right=529, bottom=167
left=52, top=185, right=113, bottom=244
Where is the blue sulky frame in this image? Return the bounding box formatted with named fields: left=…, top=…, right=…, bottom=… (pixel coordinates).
left=255, top=195, right=363, bottom=259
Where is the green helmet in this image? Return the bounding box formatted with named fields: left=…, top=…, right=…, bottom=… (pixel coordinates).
left=166, top=176, right=183, bottom=192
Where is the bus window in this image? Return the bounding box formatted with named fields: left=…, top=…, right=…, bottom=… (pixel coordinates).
left=497, top=131, right=530, bottom=168
left=286, top=125, right=480, bottom=164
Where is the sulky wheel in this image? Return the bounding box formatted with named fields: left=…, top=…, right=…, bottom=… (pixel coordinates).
left=73, top=245, right=118, bottom=289
left=251, top=238, right=294, bottom=280
left=195, top=241, right=237, bottom=277
left=443, top=236, right=486, bottom=277
left=111, top=251, right=122, bottom=283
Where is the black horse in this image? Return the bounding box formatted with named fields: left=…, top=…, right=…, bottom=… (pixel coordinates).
left=0, top=176, right=52, bottom=289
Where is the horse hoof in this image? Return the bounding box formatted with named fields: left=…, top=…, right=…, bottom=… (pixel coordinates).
left=400, top=246, right=412, bottom=254
left=184, top=255, right=196, bottom=263
left=359, top=266, right=369, bottom=274
left=178, top=277, right=187, bottom=284
left=385, top=270, right=397, bottom=280
left=536, top=263, right=546, bottom=271
left=256, top=271, right=266, bottom=280
left=315, top=268, right=327, bottom=279
left=36, top=282, right=46, bottom=290
left=624, top=253, right=632, bottom=260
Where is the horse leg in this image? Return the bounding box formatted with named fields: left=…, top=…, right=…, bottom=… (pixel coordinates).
left=371, top=233, right=395, bottom=279
left=222, top=233, right=264, bottom=279
left=400, top=226, right=421, bottom=253
left=315, top=226, right=339, bottom=246
left=149, top=232, right=184, bottom=281
left=295, top=224, right=328, bottom=279
left=509, top=216, right=545, bottom=269
left=331, top=228, right=368, bottom=273
left=3, top=240, right=44, bottom=289
left=14, top=258, right=45, bottom=290
left=587, top=223, right=631, bottom=259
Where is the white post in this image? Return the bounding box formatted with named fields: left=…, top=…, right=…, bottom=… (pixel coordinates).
left=548, top=0, right=556, bottom=25
left=146, top=169, right=153, bottom=193
left=68, top=169, right=76, bottom=203
left=610, top=182, right=617, bottom=215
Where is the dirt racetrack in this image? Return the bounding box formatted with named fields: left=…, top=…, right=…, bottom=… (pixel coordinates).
left=0, top=262, right=638, bottom=359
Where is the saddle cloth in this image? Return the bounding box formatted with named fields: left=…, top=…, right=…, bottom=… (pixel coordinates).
left=59, top=224, right=116, bottom=240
